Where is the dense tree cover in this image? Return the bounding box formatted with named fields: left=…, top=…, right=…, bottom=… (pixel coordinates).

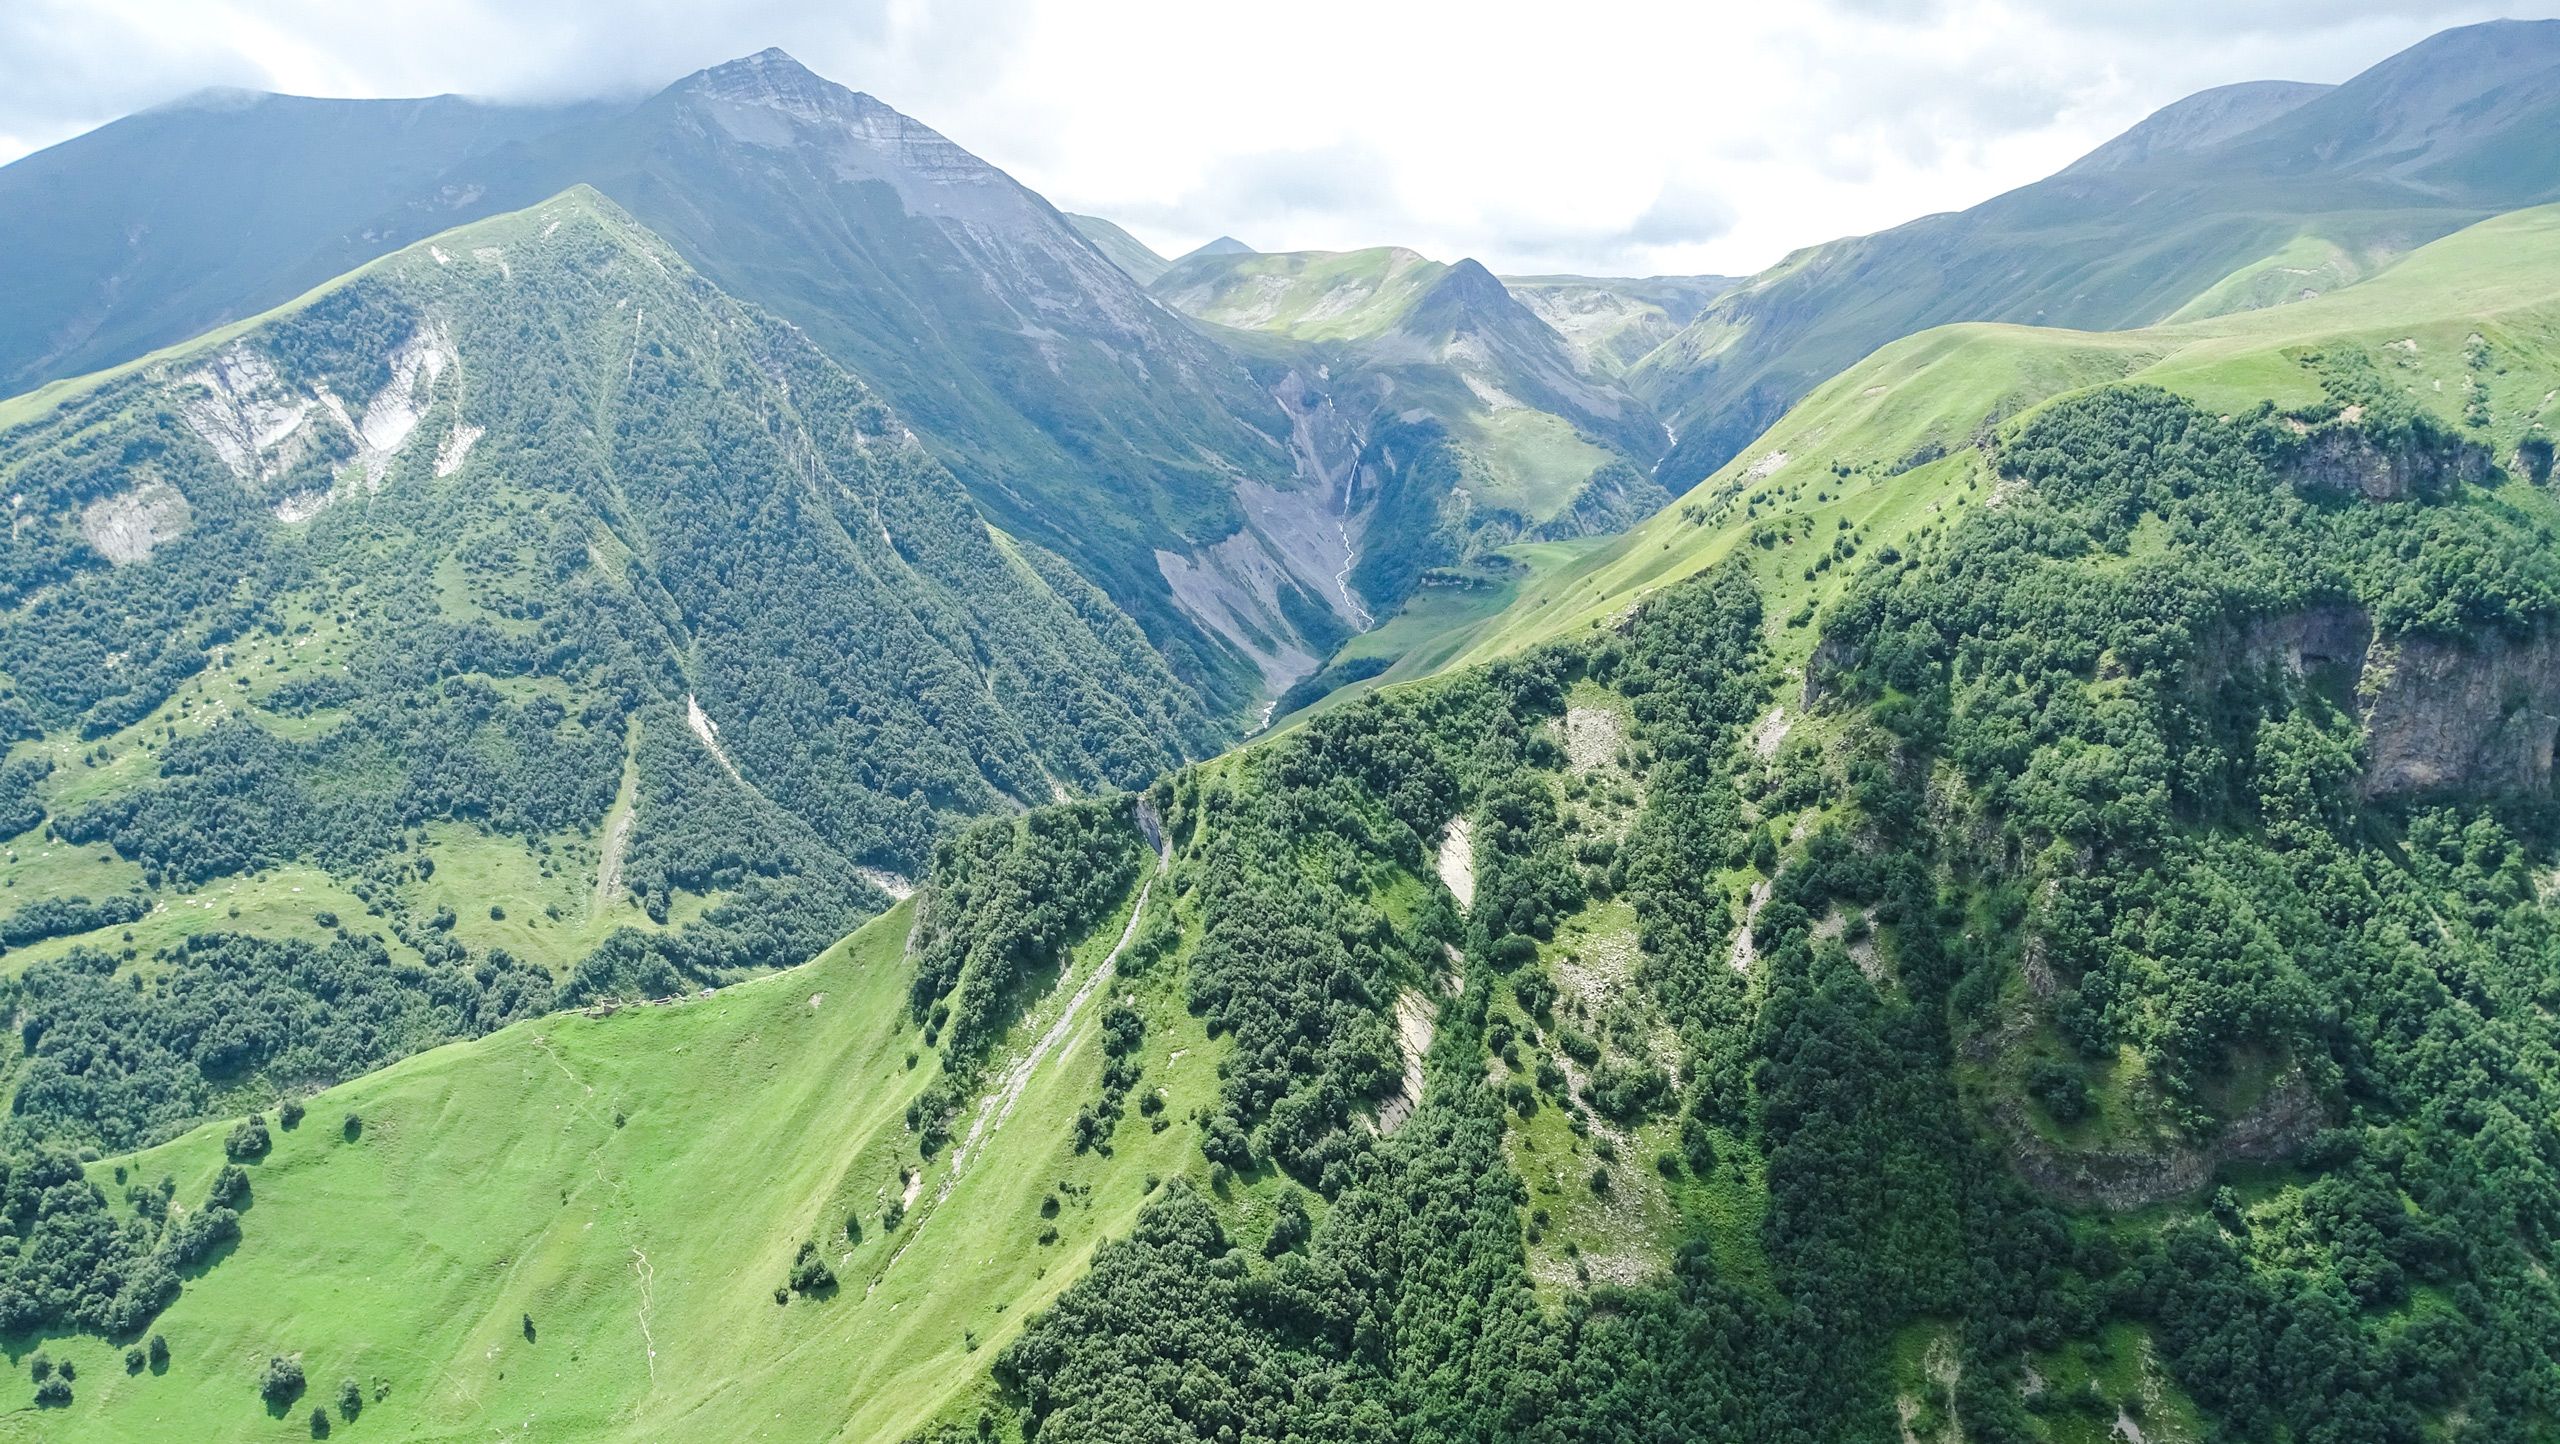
left=909, top=802, right=1148, bottom=1066
left=560, top=704, right=888, bottom=1005
left=987, top=382, right=2560, bottom=1444
left=0, top=1146, right=237, bottom=1339
left=0, top=892, right=148, bottom=950
left=10, top=934, right=550, bottom=1153
left=0, top=206, right=1232, bottom=1188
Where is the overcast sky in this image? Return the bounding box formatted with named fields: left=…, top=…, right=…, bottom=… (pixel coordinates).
left=3, top=1, right=2555, bottom=275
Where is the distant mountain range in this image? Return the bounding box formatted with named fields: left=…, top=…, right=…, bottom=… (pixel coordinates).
left=9, top=20, right=2560, bottom=710
left=1630, top=16, right=2560, bottom=485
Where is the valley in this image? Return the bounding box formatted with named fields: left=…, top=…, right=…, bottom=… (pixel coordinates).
left=0, top=17, right=2558, bottom=1444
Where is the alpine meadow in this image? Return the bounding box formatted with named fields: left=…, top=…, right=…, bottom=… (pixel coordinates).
left=1, top=13, right=2560, bottom=1444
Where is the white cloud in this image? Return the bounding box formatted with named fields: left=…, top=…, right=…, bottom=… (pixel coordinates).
left=2, top=0, right=2553, bottom=277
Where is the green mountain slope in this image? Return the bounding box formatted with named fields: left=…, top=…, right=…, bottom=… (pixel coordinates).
left=1456, top=203, right=2560, bottom=679
left=1064, top=215, right=1170, bottom=286
left=0, top=186, right=1214, bottom=1162
left=7, top=878, right=1241, bottom=1444
left=1634, top=18, right=2560, bottom=488
left=1, top=52, right=1354, bottom=719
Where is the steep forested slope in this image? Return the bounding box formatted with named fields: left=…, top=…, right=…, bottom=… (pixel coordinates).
left=0, top=186, right=1210, bottom=1176
left=34, top=301, right=2560, bottom=1440
left=0, top=52, right=1348, bottom=717
left=1634, top=17, right=2560, bottom=487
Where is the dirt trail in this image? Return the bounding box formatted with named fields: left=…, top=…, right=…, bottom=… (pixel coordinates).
left=875, top=877, right=1157, bottom=1287
left=946, top=877, right=1154, bottom=1179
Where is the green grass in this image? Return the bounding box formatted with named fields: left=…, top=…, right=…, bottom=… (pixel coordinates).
left=1267, top=538, right=1613, bottom=732
left=1464, top=407, right=1625, bottom=522
left=7, top=882, right=1243, bottom=1443
left=1147, top=248, right=1448, bottom=342
left=1447, top=204, right=2560, bottom=678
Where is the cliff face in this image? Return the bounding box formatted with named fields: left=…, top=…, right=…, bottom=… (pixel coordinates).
left=2360, top=625, right=2560, bottom=797
left=2288, top=422, right=2490, bottom=499
left=2218, top=607, right=2560, bottom=799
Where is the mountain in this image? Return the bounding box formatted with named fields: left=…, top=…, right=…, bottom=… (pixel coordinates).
left=1633, top=17, right=2560, bottom=487
left=1499, top=272, right=1740, bottom=376
left=0, top=186, right=1228, bottom=1175
left=0, top=52, right=1359, bottom=716
left=1066, top=213, right=1172, bottom=285
left=1149, top=245, right=1673, bottom=627
left=1177, top=235, right=1257, bottom=261
left=54, top=204, right=2560, bottom=1444
left=0, top=88, right=608, bottom=394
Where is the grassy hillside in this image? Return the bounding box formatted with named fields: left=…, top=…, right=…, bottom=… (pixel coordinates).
left=0, top=184, right=1221, bottom=1167
left=1630, top=18, right=2560, bottom=487
left=1458, top=203, right=2560, bottom=674
left=1063, top=215, right=1170, bottom=287
left=0, top=879, right=1241, bottom=1443
left=1150, top=247, right=1452, bottom=342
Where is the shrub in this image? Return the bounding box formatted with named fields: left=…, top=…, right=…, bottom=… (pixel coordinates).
left=57, top=1360, right=73, bottom=1382
left=1511, top=976, right=1554, bottom=1017
left=279, top=1098, right=305, bottom=1129
left=488, top=905, right=505, bottom=921
left=311, top=1404, right=330, bottom=1436
left=312, top=911, right=337, bottom=929
left=788, top=1241, right=835, bottom=1294
left=260, top=1354, right=304, bottom=1404
left=209, top=1164, right=250, bottom=1209
left=126, top=1347, right=144, bottom=1372
left=338, top=1376, right=363, bottom=1419
left=2026, top=1058, right=2092, bottom=1124
left=29, top=1350, right=49, bottom=1381
left=225, top=1116, right=271, bottom=1162
left=34, top=1376, right=69, bottom=1406
left=148, top=1335, right=168, bottom=1367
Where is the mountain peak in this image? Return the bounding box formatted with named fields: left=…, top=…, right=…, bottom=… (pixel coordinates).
left=2061, top=79, right=2333, bottom=176
left=679, top=46, right=868, bottom=122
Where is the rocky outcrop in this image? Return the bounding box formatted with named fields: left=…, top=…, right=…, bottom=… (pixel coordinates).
left=2360, top=626, right=2560, bottom=797
left=80, top=481, right=191, bottom=564
left=2201, top=606, right=2560, bottom=800
left=2286, top=422, right=2488, bottom=499
left=2003, top=1071, right=2323, bottom=1211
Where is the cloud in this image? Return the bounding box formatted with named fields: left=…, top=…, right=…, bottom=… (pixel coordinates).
left=3, top=0, right=2555, bottom=277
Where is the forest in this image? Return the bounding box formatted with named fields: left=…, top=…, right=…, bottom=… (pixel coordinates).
left=978, top=376, right=2560, bottom=1444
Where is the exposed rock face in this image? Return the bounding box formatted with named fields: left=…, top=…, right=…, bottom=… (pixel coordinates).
left=80, top=482, right=191, bottom=564
left=2202, top=605, right=2560, bottom=799
left=2003, top=1071, right=2323, bottom=1211
left=2360, top=626, right=2560, bottom=797
left=2287, top=423, right=2488, bottom=499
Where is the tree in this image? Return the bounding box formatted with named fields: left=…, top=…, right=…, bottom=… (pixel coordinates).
left=224, top=1116, right=271, bottom=1162
left=260, top=1354, right=304, bottom=1404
